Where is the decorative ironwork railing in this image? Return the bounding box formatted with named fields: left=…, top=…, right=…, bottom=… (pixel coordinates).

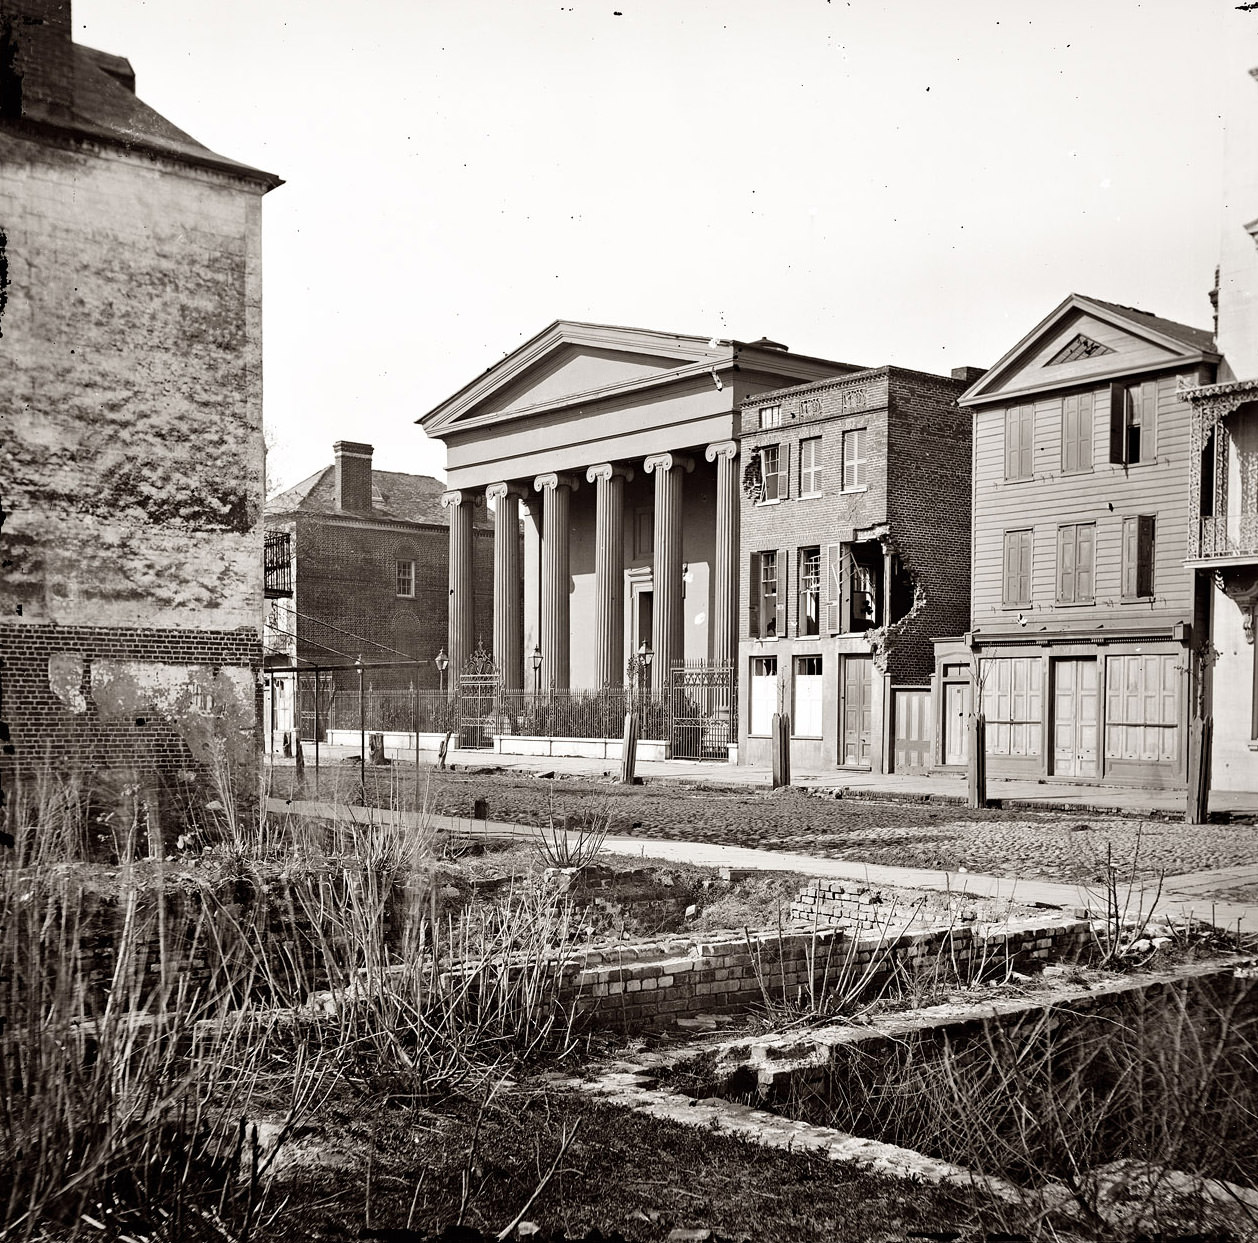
left=264, top=530, right=293, bottom=598
left=1194, top=513, right=1258, bottom=561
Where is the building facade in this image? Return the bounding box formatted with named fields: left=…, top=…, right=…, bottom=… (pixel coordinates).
left=420, top=323, right=862, bottom=736
left=954, top=295, right=1218, bottom=789
left=738, top=366, right=977, bottom=773
left=263, top=442, right=494, bottom=742
left=0, top=1, right=279, bottom=820
left=1179, top=67, right=1258, bottom=794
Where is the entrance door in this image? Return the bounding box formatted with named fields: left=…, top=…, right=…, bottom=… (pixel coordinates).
left=841, top=655, right=873, bottom=766
left=893, top=688, right=931, bottom=771
left=944, top=681, right=972, bottom=766
left=1053, top=657, right=1098, bottom=777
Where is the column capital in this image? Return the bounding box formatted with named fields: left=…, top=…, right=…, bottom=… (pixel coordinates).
left=705, top=440, right=739, bottom=463
left=586, top=462, right=635, bottom=485
left=643, top=452, right=694, bottom=475
left=440, top=489, right=465, bottom=509
left=533, top=471, right=580, bottom=493
left=485, top=481, right=527, bottom=504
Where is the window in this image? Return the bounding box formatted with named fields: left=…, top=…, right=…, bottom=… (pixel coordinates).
left=842, top=428, right=867, bottom=490
left=851, top=560, right=877, bottom=627
left=750, top=655, right=778, bottom=735
left=1056, top=523, right=1095, bottom=604
left=1002, top=530, right=1033, bottom=608
left=1105, top=654, right=1179, bottom=763
left=1201, top=430, right=1216, bottom=518
left=799, top=437, right=822, bottom=496
left=798, top=547, right=821, bottom=636
left=1109, top=380, right=1158, bottom=466
left=793, top=655, right=823, bottom=737
left=1061, top=392, right=1094, bottom=473
left=1121, top=515, right=1155, bottom=600
left=758, top=404, right=782, bottom=430
left=1005, top=404, right=1034, bottom=480
left=981, top=657, right=1043, bottom=757
left=758, top=444, right=788, bottom=502
left=396, top=559, right=415, bottom=598
left=749, top=550, right=782, bottom=638
left=634, top=509, right=654, bottom=558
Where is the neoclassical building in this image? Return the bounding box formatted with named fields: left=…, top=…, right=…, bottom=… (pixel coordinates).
left=420, top=322, right=862, bottom=704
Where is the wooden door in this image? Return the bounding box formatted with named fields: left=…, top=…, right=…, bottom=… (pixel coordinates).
left=893, top=688, right=931, bottom=771
left=1053, top=658, right=1098, bottom=777
left=841, top=656, right=873, bottom=766
left=944, top=682, right=971, bottom=766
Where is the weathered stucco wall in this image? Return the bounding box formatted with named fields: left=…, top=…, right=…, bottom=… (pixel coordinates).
left=0, top=131, right=265, bottom=629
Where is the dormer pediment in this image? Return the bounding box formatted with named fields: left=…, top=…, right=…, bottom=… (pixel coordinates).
left=961, top=294, right=1218, bottom=408
left=419, top=321, right=730, bottom=437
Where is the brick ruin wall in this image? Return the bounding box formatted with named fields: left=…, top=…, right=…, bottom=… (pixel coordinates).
left=0, top=129, right=267, bottom=813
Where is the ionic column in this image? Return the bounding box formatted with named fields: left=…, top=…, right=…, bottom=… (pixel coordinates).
left=586, top=463, right=633, bottom=687
left=441, top=489, right=475, bottom=679
left=643, top=452, right=694, bottom=690
left=533, top=472, right=579, bottom=689
left=706, top=441, right=739, bottom=669
left=486, top=482, right=525, bottom=690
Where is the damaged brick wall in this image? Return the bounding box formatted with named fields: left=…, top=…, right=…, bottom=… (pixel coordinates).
left=0, top=123, right=268, bottom=807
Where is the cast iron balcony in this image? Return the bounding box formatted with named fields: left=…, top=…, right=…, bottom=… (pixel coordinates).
left=264, top=529, right=293, bottom=598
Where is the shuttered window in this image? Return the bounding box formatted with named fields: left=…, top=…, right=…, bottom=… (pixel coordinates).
left=1002, top=530, right=1033, bottom=607
left=1005, top=404, right=1034, bottom=480
left=1108, top=380, right=1158, bottom=465
left=981, top=657, right=1044, bottom=757
left=1121, top=515, right=1156, bottom=600
left=1105, top=654, right=1179, bottom=763
left=799, top=437, right=822, bottom=495
left=799, top=547, right=821, bottom=636
left=1056, top=523, right=1095, bottom=604
left=842, top=428, right=867, bottom=490
left=1061, top=392, right=1094, bottom=473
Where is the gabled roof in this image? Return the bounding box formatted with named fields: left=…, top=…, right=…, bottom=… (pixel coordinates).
left=266, top=467, right=492, bottom=529
left=960, top=293, right=1218, bottom=408
left=418, top=319, right=860, bottom=439
left=10, top=41, right=281, bottom=189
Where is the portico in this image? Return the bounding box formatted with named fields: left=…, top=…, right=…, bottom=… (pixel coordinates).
left=421, top=321, right=861, bottom=732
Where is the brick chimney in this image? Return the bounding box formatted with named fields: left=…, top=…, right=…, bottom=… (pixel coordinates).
left=333, top=441, right=374, bottom=514
left=0, top=0, right=74, bottom=123
left=951, top=366, right=988, bottom=386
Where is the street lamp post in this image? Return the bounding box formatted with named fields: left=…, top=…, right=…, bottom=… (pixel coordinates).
left=530, top=644, right=543, bottom=704
left=637, top=640, right=653, bottom=722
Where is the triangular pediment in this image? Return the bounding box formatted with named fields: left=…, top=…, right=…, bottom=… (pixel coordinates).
left=961, top=294, right=1217, bottom=407
left=419, top=321, right=729, bottom=436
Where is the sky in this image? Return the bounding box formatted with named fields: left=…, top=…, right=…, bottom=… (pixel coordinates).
left=75, top=0, right=1258, bottom=495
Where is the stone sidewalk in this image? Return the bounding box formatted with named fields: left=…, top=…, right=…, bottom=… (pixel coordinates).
left=265, top=796, right=1258, bottom=936
left=267, top=742, right=1258, bottom=819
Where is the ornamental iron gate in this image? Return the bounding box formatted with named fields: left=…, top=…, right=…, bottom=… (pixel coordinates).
left=669, top=660, right=736, bottom=761
left=457, top=643, right=500, bottom=750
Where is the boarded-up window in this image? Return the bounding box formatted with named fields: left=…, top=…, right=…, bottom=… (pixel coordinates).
left=1105, top=653, right=1179, bottom=763
left=793, top=655, right=823, bottom=737
left=1005, top=404, right=1034, bottom=480
left=1002, top=530, right=1033, bottom=607
left=1121, top=515, right=1156, bottom=599
left=842, top=428, right=867, bottom=490
left=1109, top=380, right=1158, bottom=465
left=1056, top=523, right=1095, bottom=603
left=750, top=655, right=778, bottom=735
left=1061, top=392, right=1094, bottom=473
left=981, top=657, right=1043, bottom=757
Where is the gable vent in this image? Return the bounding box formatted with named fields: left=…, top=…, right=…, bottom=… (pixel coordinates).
left=1046, top=333, right=1114, bottom=366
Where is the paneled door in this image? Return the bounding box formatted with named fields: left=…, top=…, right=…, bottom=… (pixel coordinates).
left=1053, top=657, right=1098, bottom=777
left=944, top=681, right=971, bottom=767
left=841, top=655, right=873, bottom=766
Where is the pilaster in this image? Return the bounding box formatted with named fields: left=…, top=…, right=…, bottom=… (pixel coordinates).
left=705, top=441, right=739, bottom=670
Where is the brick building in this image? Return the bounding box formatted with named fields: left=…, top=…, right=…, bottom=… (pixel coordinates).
left=738, top=366, right=977, bottom=773
left=0, top=1, right=280, bottom=821
left=951, top=294, right=1218, bottom=788
left=263, top=442, right=494, bottom=744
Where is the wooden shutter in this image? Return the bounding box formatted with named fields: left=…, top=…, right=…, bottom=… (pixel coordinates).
left=1077, top=524, right=1094, bottom=600
left=1141, top=380, right=1158, bottom=460
left=824, top=544, right=841, bottom=633
left=840, top=548, right=853, bottom=633
left=1004, top=408, right=1019, bottom=480
left=779, top=443, right=790, bottom=500
left=1003, top=533, right=1019, bottom=606
left=1121, top=518, right=1137, bottom=598
left=1018, top=405, right=1034, bottom=478
left=775, top=547, right=789, bottom=638
left=748, top=551, right=761, bottom=638
left=1109, top=383, right=1127, bottom=463
left=1078, top=391, right=1094, bottom=470
left=1137, top=515, right=1156, bottom=597
left=1016, top=531, right=1032, bottom=606
left=1062, top=397, right=1079, bottom=473
left=1057, top=526, right=1075, bottom=602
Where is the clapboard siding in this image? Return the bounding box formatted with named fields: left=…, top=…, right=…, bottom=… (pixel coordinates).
left=971, top=371, right=1197, bottom=628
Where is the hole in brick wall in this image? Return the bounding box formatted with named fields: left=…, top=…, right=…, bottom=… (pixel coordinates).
left=134, top=717, right=147, bottom=727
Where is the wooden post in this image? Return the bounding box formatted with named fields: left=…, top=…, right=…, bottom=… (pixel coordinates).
left=967, top=714, right=987, bottom=809
left=620, top=711, right=639, bottom=784
left=1186, top=715, right=1212, bottom=824
left=771, top=711, right=791, bottom=788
